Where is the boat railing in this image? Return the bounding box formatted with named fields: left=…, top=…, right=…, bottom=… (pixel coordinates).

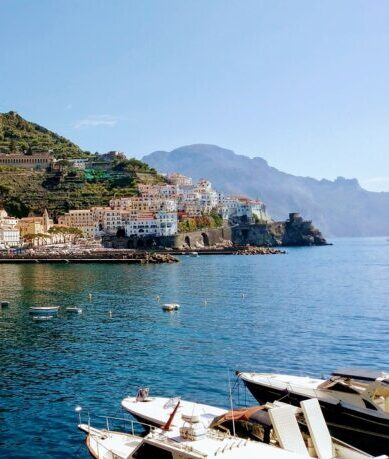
left=94, top=414, right=157, bottom=436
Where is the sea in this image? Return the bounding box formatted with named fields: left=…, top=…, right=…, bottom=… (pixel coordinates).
left=0, top=238, right=388, bottom=458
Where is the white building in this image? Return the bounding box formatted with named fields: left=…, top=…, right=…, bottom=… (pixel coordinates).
left=124, top=211, right=177, bottom=237
left=0, top=210, right=20, bottom=248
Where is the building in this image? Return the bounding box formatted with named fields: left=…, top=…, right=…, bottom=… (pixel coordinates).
left=0, top=152, right=54, bottom=170
left=124, top=211, right=177, bottom=237
left=220, top=196, right=270, bottom=222
left=58, top=209, right=98, bottom=238
left=18, top=209, right=53, bottom=238
left=56, top=173, right=270, bottom=240
left=167, top=173, right=192, bottom=186
left=0, top=210, right=20, bottom=248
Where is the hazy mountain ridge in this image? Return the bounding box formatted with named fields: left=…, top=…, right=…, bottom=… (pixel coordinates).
left=143, top=144, right=389, bottom=237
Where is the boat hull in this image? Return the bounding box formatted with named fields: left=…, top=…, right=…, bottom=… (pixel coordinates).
left=242, top=379, right=389, bottom=456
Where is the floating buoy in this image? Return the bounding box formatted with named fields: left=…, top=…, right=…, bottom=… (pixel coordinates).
left=204, top=299, right=207, bottom=306
left=156, top=295, right=160, bottom=303
left=108, top=310, right=112, bottom=318
left=241, top=293, right=246, bottom=299
left=88, top=293, right=93, bottom=300
left=162, top=303, right=180, bottom=311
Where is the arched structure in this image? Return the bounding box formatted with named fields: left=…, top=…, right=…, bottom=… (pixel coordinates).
left=201, top=232, right=210, bottom=247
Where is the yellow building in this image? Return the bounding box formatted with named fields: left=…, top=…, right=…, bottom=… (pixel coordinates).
left=18, top=209, right=53, bottom=239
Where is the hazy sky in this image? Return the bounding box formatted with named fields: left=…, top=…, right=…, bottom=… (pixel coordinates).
left=1, top=0, right=388, bottom=191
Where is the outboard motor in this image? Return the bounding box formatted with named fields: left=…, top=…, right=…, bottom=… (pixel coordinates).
left=136, top=387, right=150, bottom=402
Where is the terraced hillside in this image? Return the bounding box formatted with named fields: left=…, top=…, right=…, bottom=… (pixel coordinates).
left=0, top=112, right=165, bottom=218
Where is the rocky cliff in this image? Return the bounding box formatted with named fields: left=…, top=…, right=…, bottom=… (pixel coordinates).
left=232, top=213, right=327, bottom=247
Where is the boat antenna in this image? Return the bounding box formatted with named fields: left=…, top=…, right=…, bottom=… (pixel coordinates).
left=228, top=371, right=236, bottom=437
left=162, top=400, right=181, bottom=431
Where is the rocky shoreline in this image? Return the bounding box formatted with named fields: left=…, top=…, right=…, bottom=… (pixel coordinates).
left=0, top=250, right=179, bottom=264
left=234, top=246, right=286, bottom=255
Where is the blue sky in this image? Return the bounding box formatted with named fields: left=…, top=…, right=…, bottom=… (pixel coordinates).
left=1, top=0, right=388, bottom=191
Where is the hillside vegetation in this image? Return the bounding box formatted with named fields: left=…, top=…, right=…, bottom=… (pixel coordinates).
left=0, top=112, right=165, bottom=218
left=0, top=111, right=87, bottom=158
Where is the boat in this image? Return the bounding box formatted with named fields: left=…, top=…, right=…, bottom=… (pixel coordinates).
left=121, top=388, right=226, bottom=428
left=210, top=398, right=386, bottom=459
left=78, top=424, right=143, bottom=459
left=80, top=398, right=386, bottom=459
left=1, top=301, right=9, bottom=307
left=237, top=368, right=389, bottom=455
left=79, top=416, right=300, bottom=459
left=162, top=303, right=180, bottom=311
left=29, top=306, right=60, bottom=315
left=65, top=307, right=82, bottom=314
left=32, top=315, right=55, bottom=321
left=190, top=251, right=199, bottom=257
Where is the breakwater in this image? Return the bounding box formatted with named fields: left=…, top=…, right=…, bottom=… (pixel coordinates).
left=0, top=251, right=178, bottom=264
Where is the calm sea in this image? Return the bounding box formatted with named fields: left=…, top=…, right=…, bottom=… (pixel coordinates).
left=1, top=238, right=388, bottom=458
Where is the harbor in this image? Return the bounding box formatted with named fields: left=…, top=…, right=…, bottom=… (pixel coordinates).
left=0, top=238, right=388, bottom=458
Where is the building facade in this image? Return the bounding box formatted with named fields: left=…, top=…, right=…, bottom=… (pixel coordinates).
left=0, top=152, right=54, bottom=170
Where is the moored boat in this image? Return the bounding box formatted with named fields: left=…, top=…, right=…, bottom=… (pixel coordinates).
left=237, top=369, right=389, bottom=455
left=29, top=306, right=59, bottom=315
left=121, top=389, right=226, bottom=428
left=80, top=397, right=387, bottom=459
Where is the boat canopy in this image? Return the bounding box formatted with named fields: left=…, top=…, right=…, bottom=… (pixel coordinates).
left=331, top=368, right=388, bottom=382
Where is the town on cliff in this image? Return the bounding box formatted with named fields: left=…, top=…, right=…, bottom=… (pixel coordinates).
left=0, top=150, right=327, bottom=253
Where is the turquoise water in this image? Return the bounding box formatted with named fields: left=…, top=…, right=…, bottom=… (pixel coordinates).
left=1, top=238, right=388, bottom=458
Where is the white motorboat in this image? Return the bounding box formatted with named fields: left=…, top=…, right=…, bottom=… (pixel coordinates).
left=237, top=368, right=389, bottom=455
left=162, top=303, right=180, bottom=311
left=29, top=306, right=59, bottom=315
left=190, top=251, right=199, bottom=257
left=80, top=398, right=386, bottom=459
left=121, top=389, right=226, bottom=428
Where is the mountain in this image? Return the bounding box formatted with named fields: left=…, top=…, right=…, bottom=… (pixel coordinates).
left=143, top=144, right=389, bottom=237
left=0, top=111, right=87, bottom=158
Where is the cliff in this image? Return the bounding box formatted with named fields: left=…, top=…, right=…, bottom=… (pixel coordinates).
left=232, top=213, right=327, bottom=247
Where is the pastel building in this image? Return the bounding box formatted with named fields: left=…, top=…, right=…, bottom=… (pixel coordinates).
left=58, top=209, right=98, bottom=238
left=18, top=209, right=54, bottom=238
left=0, top=210, right=20, bottom=248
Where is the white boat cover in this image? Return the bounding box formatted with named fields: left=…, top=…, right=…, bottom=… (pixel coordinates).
left=269, top=406, right=309, bottom=456
left=300, top=399, right=333, bottom=459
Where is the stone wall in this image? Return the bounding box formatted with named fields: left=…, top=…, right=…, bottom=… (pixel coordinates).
left=103, top=226, right=232, bottom=250
left=102, top=214, right=327, bottom=249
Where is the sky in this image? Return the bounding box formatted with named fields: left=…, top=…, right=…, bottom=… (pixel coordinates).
left=1, top=0, right=388, bottom=191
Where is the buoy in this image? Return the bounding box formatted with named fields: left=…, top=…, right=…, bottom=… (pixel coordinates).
left=108, top=310, right=112, bottom=318
left=162, top=303, right=180, bottom=311
left=156, top=295, right=160, bottom=302
left=204, top=299, right=207, bottom=306
left=241, top=293, right=246, bottom=299
left=88, top=293, right=92, bottom=300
